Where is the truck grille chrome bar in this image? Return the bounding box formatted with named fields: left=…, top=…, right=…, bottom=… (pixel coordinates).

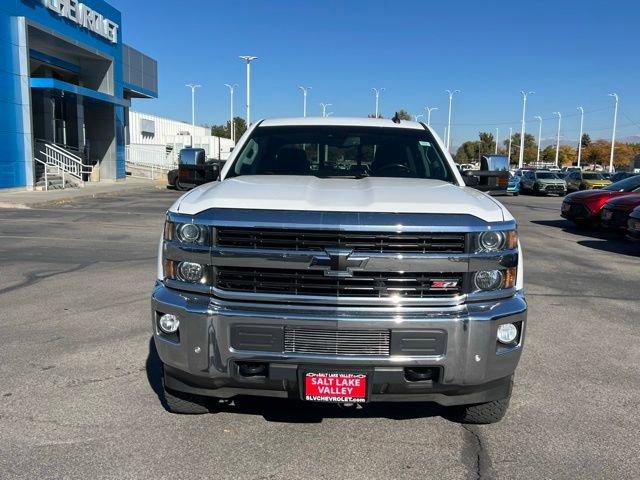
left=216, top=228, right=466, bottom=254
left=284, top=327, right=390, bottom=356
left=215, top=267, right=464, bottom=298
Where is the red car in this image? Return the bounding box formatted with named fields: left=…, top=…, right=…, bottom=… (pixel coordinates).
left=561, top=175, right=640, bottom=226
left=600, top=193, right=640, bottom=231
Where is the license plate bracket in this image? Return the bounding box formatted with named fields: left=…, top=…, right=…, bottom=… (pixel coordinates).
left=302, top=370, right=369, bottom=403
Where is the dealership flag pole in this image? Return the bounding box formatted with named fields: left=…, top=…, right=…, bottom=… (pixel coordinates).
left=507, top=127, right=512, bottom=163
left=224, top=84, right=238, bottom=143
left=495, top=128, right=499, bottom=154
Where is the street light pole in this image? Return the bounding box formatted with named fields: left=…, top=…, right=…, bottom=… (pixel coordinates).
left=224, top=83, right=238, bottom=143
left=577, top=106, right=584, bottom=167
left=495, top=128, right=499, bottom=154
left=371, top=88, right=384, bottom=118
left=534, top=115, right=543, bottom=164
left=320, top=103, right=332, bottom=118
left=507, top=127, right=513, bottom=163
left=553, top=112, right=562, bottom=167
left=425, top=106, right=438, bottom=126
left=518, top=91, right=534, bottom=169
left=445, top=89, right=460, bottom=151
left=239, top=55, right=258, bottom=125
left=185, top=83, right=201, bottom=138
left=608, top=93, right=619, bottom=172
left=298, top=86, right=311, bottom=117
left=414, top=114, right=424, bottom=122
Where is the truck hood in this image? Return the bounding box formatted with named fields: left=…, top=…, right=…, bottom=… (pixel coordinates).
left=173, top=175, right=508, bottom=223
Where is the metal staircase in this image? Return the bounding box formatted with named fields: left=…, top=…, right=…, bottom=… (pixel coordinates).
left=34, top=143, right=93, bottom=191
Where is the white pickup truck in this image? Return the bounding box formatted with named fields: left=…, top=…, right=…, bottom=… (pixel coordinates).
left=152, top=117, right=526, bottom=424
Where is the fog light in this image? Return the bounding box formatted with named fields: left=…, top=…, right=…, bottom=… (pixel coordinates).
left=177, top=261, right=204, bottom=283
left=474, top=270, right=504, bottom=291
left=159, top=313, right=179, bottom=334
left=497, top=323, right=518, bottom=344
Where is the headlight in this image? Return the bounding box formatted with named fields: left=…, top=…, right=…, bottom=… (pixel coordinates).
left=177, top=261, right=204, bottom=283
left=164, top=220, right=208, bottom=245
left=476, top=230, right=517, bottom=252
left=478, top=231, right=505, bottom=251
left=178, top=223, right=203, bottom=243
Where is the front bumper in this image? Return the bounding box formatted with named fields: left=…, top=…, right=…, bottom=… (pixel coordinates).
left=538, top=183, right=566, bottom=195
left=601, top=208, right=631, bottom=230
left=151, top=284, right=527, bottom=405
left=561, top=202, right=597, bottom=222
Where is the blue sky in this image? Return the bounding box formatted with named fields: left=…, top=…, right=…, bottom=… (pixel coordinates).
left=110, top=0, right=640, bottom=146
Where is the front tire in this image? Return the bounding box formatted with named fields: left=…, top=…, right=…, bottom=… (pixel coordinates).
left=447, top=397, right=511, bottom=424
left=163, top=386, right=210, bottom=414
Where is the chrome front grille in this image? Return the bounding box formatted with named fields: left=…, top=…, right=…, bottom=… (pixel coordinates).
left=215, top=228, right=466, bottom=254
left=284, top=327, right=390, bottom=356
left=214, top=267, right=464, bottom=298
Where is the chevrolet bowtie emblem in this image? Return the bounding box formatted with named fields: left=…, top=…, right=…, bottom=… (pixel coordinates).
left=309, top=249, right=370, bottom=277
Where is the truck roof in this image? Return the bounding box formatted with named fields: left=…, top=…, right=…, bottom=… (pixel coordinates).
left=258, top=116, right=427, bottom=131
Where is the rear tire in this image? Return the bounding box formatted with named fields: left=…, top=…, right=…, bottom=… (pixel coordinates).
left=448, top=397, right=511, bottom=424
left=163, top=386, right=210, bottom=414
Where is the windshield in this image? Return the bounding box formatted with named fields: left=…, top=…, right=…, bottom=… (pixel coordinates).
left=536, top=172, right=557, bottom=179
left=227, top=126, right=456, bottom=182
left=583, top=173, right=605, bottom=180
left=603, top=174, right=640, bottom=192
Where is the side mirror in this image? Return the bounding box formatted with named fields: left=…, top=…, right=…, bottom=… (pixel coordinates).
left=462, top=171, right=479, bottom=187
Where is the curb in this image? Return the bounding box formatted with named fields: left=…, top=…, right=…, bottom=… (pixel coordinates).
left=0, top=183, right=167, bottom=209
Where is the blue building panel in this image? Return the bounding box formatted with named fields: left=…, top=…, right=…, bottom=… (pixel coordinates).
left=1, top=0, right=157, bottom=189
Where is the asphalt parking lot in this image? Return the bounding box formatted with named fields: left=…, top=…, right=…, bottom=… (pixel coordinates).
left=1, top=189, right=639, bottom=479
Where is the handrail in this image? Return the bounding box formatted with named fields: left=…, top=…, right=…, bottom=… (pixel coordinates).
left=38, top=142, right=92, bottom=186
left=34, top=158, right=49, bottom=191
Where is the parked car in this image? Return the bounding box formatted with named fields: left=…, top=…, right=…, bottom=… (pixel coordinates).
left=561, top=174, right=640, bottom=226
left=610, top=171, right=638, bottom=183
left=601, top=194, right=640, bottom=231
left=565, top=171, right=611, bottom=192
left=153, top=116, right=526, bottom=423
left=626, top=206, right=640, bottom=241
left=520, top=170, right=567, bottom=196
left=507, top=172, right=521, bottom=195
left=561, top=166, right=581, bottom=174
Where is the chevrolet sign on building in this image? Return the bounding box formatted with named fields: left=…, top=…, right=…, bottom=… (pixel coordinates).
left=42, top=0, right=119, bottom=43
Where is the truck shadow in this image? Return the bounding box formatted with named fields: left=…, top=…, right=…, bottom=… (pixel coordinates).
left=146, top=337, right=448, bottom=423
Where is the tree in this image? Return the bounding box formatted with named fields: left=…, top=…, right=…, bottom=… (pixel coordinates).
left=367, top=113, right=384, bottom=119
left=396, top=109, right=412, bottom=121
left=581, top=133, right=591, bottom=148
left=210, top=116, right=247, bottom=140
left=541, top=145, right=577, bottom=166
left=503, top=132, right=537, bottom=165
left=478, top=132, right=495, bottom=155
left=454, top=141, right=481, bottom=163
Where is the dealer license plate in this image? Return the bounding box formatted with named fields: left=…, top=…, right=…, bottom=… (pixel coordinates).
left=304, top=372, right=367, bottom=403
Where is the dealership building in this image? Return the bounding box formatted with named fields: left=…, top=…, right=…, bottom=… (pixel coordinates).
left=1, top=0, right=158, bottom=190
